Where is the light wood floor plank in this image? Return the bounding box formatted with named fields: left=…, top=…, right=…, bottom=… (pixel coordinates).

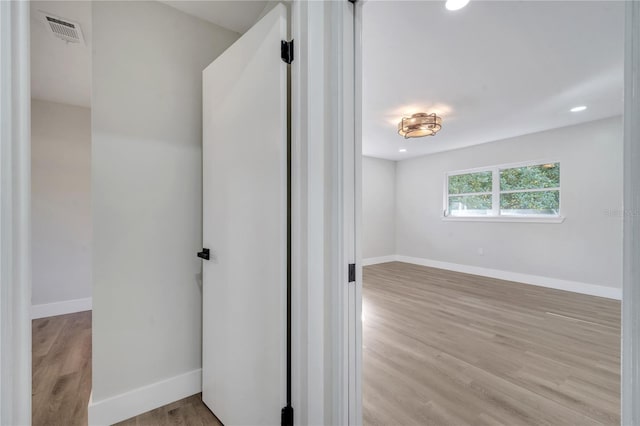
left=363, top=262, right=620, bottom=426
left=32, top=312, right=220, bottom=425
left=32, top=311, right=92, bottom=426
left=114, top=394, right=221, bottom=426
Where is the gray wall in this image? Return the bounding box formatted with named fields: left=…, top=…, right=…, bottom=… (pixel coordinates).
left=31, top=99, right=91, bottom=305
left=395, top=116, right=623, bottom=289
left=362, top=156, right=396, bottom=259
left=92, top=1, right=238, bottom=401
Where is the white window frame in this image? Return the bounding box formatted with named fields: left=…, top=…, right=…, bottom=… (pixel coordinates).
left=442, top=159, right=564, bottom=223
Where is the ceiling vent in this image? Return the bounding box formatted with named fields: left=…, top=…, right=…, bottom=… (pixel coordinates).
left=39, top=11, right=85, bottom=45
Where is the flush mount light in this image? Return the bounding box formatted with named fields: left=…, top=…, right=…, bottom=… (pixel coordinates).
left=570, top=105, right=587, bottom=112
left=399, top=148, right=407, bottom=153
left=445, top=0, right=470, bottom=11
left=398, top=113, right=442, bottom=139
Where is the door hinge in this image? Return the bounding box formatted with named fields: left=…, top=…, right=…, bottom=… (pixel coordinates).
left=348, top=263, right=356, bottom=283
left=281, top=39, right=294, bottom=64
left=281, top=405, right=293, bottom=426
left=197, top=248, right=210, bottom=260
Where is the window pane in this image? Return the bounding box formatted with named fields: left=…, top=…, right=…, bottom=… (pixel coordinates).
left=448, top=194, right=492, bottom=216
left=500, top=190, right=559, bottom=215
left=448, top=171, right=492, bottom=195
left=500, top=163, right=560, bottom=191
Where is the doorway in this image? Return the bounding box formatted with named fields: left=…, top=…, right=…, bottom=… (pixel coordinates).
left=359, top=1, right=624, bottom=424
left=30, top=2, right=93, bottom=424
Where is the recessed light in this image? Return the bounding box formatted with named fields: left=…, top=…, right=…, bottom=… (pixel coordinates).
left=445, top=0, right=470, bottom=11
left=570, top=105, right=587, bottom=112
left=399, top=148, right=407, bottom=153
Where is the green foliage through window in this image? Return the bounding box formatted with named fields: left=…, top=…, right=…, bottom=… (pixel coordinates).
left=500, top=163, right=560, bottom=191
left=448, top=171, right=492, bottom=195
left=446, top=162, right=561, bottom=217
left=500, top=190, right=559, bottom=215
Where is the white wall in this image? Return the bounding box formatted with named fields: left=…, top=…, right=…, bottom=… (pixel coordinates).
left=31, top=99, right=91, bottom=309
left=362, top=156, right=395, bottom=259
left=91, top=0, right=238, bottom=416
left=395, top=117, right=623, bottom=290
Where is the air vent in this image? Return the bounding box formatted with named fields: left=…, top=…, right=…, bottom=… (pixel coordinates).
left=39, top=11, right=85, bottom=45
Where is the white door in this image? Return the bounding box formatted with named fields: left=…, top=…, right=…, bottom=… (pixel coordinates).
left=201, top=4, right=287, bottom=425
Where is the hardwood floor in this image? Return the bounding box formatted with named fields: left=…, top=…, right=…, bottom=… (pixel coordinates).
left=33, top=262, right=620, bottom=425
left=114, top=394, right=221, bottom=426
left=32, top=312, right=218, bottom=426
left=363, top=262, right=621, bottom=426
left=32, top=311, right=92, bottom=426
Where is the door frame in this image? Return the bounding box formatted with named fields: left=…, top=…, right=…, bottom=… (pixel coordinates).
left=0, top=1, right=31, bottom=424
left=622, top=1, right=640, bottom=423
left=290, top=1, right=360, bottom=424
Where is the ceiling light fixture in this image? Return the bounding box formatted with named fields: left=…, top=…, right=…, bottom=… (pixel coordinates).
left=445, top=0, right=470, bottom=11
left=570, top=105, right=587, bottom=112
left=399, top=148, right=407, bottom=153
left=398, top=113, right=442, bottom=139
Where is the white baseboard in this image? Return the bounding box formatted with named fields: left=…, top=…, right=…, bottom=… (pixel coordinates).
left=362, top=255, right=397, bottom=266
left=367, top=255, right=621, bottom=300
left=88, top=368, right=202, bottom=425
left=31, top=297, right=92, bottom=319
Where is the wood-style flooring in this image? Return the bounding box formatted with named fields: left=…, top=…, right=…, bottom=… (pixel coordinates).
left=33, top=262, right=621, bottom=425
left=114, top=394, right=221, bottom=426
left=363, top=262, right=621, bottom=426
left=32, top=311, right=92, bottom=426
left=32, top=312, right=218, bottom=425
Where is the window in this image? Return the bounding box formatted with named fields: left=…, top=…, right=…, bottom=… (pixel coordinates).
left=447, top=171, right=493, bottom=216
left=445, top=161, right=561, bottom=221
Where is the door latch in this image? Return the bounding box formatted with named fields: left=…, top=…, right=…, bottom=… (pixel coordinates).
left=197, top=248, right=210, bottom=260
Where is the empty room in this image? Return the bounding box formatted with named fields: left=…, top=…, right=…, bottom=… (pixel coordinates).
left=361, top=1, right=623, bottom=425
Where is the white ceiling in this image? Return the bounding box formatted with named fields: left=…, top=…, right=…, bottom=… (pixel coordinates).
left=31, top=1, right=92, bottom=107
left=30, top=0, right=269, bottom=108
left=160, top=1, right=268, bottom=34
left=363, top=1, right=625, bottom=160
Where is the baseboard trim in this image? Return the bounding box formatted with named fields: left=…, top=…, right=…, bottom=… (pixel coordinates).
left=372, top=255, right=621, bottom=300
left=31, top=297, right=92, bottom=319
left=362, top=255, right=397, bottom=266
left=88, top=368, right=202, bottom=425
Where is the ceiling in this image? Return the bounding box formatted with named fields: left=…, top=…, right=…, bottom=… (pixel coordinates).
left=31, top=1, right=92, bottom=107
left=30, top=0, right=268, bottom=108
left=363, top=1, right=625, bottom=160
left=160, top=1, right=268, bottom=34
left=31, top=1, right=624, bottom=151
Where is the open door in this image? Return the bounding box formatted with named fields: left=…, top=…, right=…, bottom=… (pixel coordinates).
left=201, top=4, right=288, bottom=425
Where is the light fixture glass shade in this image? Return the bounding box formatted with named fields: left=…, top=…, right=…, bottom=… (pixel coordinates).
left=398, top=113, right=442, bottom=138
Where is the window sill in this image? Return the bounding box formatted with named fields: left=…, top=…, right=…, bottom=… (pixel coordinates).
left=441, top=216, right=565, bottom=223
